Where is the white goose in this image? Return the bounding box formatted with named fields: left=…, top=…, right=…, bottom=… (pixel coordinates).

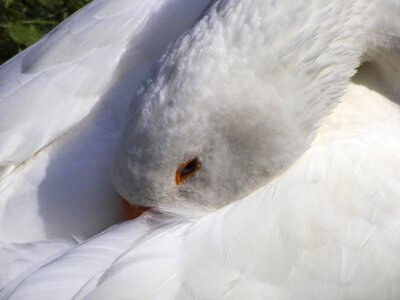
left=2, top=0, right=400, bottom=299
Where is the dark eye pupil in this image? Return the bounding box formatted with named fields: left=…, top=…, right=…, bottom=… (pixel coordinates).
left=176, top=157, right=201, bottom=185
left=182, top=160, right=197, bottom=175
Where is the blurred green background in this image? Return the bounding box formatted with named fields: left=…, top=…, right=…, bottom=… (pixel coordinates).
left=0, top=0, right=92, bottom=64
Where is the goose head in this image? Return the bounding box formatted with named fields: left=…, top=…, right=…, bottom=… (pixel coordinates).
left=112, top=62, right=306, bottom=214
left=112, top=1, right=367, bottom=215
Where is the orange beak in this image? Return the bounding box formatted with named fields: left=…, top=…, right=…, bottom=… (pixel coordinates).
left=121, top=198, right=150, bottom=220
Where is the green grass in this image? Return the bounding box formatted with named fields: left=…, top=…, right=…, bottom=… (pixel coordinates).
left=0, top=0, right=92, bottom=64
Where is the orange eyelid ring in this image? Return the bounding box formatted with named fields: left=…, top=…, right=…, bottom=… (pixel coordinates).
left=175, top=157, right=201, bottom=185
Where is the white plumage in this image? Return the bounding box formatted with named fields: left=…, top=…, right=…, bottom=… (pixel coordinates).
left=1, top=0, right=400, bottom=299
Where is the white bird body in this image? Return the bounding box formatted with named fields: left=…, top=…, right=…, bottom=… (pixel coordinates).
left=1, top=0, right=400, bottom=299
left=2, top=80, right=400, bottom=299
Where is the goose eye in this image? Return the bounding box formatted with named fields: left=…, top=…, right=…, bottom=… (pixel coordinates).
left=176, top=157, right=201, bottom=185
